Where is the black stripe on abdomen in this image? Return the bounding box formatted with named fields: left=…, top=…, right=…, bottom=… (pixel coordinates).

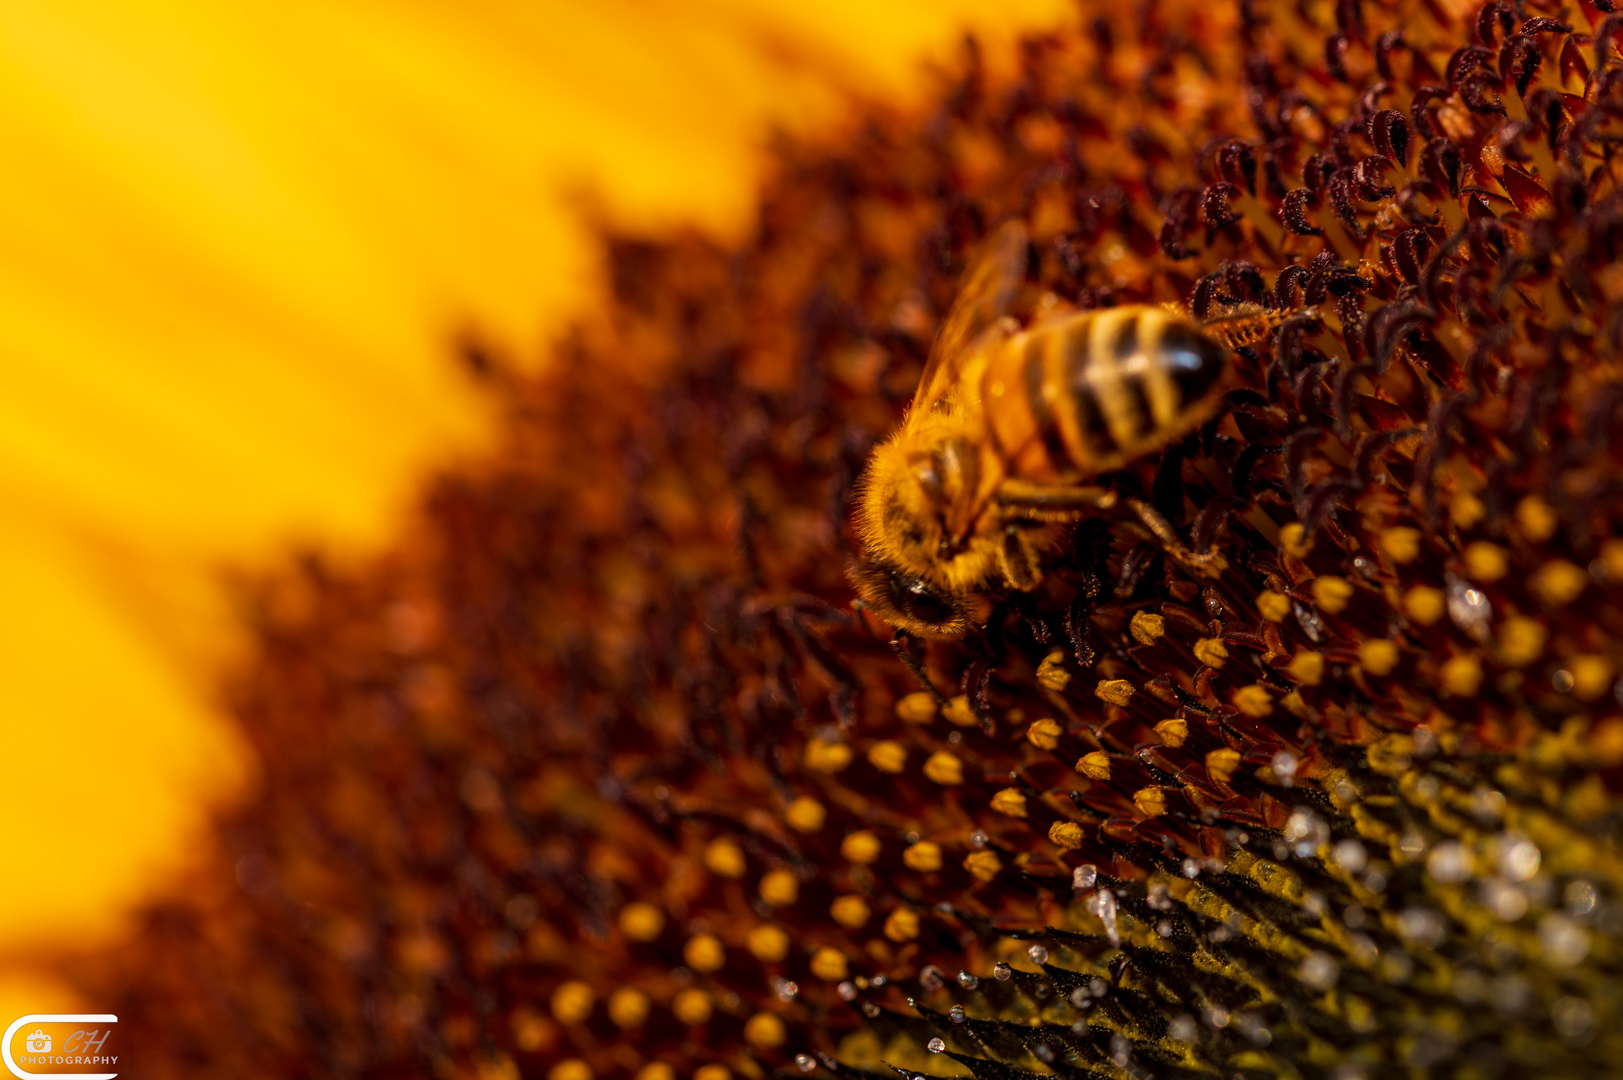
left=1023, top=332, right=1071, bottom=470
left=1160, top=322, right=1227, bottom=404
left=1066, top=316, right=1117, bottom=460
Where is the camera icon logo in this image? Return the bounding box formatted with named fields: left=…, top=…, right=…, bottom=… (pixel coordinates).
left=23, top=1032, right=48, bottom=1054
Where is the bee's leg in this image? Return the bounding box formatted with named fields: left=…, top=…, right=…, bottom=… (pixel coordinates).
left=1124, top=497, right=1229, bottom=577
left=994, top=481, right=1116, bottom=516
left=889, top=631, right=949, bottom=706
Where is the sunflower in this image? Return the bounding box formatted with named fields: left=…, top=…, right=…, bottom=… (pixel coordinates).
left=16, top=0, right=1623, bottom=1078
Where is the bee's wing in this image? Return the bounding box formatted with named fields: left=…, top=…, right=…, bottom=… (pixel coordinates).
left=911, top=220, right=1028, bottom=416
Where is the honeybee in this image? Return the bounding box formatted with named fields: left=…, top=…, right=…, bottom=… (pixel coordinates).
left=851, top=220, right=1288, bottom=637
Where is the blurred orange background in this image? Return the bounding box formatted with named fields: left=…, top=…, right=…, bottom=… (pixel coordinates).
left=0, top=0, right=1070, bottom=1016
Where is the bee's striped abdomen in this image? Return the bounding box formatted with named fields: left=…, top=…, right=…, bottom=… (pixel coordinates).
left=982, top=305, right=1229, bottom=479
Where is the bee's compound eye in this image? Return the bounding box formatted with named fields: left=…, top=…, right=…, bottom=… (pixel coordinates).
left=894, top=573, right=960, bottom=629
left=849, top=557, right=968, bottom=636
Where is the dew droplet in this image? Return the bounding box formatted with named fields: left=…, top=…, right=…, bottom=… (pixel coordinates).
left=992, top=962, right=1012, bottom=981
left=957, top=971, right=978, bottom=990
left=1564, top=880, right=1597, bottom=916
left=1270, top=750, right=1300, bottom=787
left=1072, top=864, right=1097, bottom=891
left=794, top=1054, right=816, bottom=1073
left=861, top=1002, right=880, bottom=1017
left=1086, top=888, right=1120, bottom=947
left=926, top=1037, right=946, bottom=1054
left=1294, top=601, right=1324, bottom=642
left=1395, top=907, right=1446, bottom=948
left=948, top=1005, right=966, bottom=1024
left=1027, top=943, right=1049, bottom=965
left=1480, top=876, right=1529, bottom=922
left=836, top=981, right=857, bottom=1002
left=1445, top=573, right=1492, bottom=640
left=1537, top=913, right=1592, bottom=968
left=1425, top=841, right=1472, bottom=883
left=969, top=830, right=989, bottom=849
left=919, top=966, right=945, bottom=992
left=1498, top=833, right=1541, bottom=881
left=1297, top=951, right=1340, bottom=990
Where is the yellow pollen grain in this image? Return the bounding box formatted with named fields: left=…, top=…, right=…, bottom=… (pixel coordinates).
left=867, top=740, right=907, bottom=773
left=1280, top=523, right=1313, bottom=558
left=1257, top=590, right=1291, bottom=622
left=1462, top=541, right=1509, bottom=582
left=513, top=1012, right=554, bottom=1053
left=1312, top=576, right=1354, bottom=613
left=550, top=1061, right=592, bottom=1080
left=803, top=738, right=853, bottom=773
left=683, top=933, right=725, bottom=973
left=1450, top=491, right=1485, bottom=529
left=1133, top=787, right=1167, bottom=817
left=1095, top=679, right=1135, bottom=706
left=1497, top=617, right=1546, bottom=667
left=694, top=1067, right=729, bottom=1080
left=1194, top=637, right=1229, bottom=667
left=1233, top=685, right=1274, bottom=717
left=746, top=924, right=789, bottom=963
left=551, top=980, right=595, bottom=1024
left=1379, top=526, right=1422, bottom=564
left=830, top=895, right=871, bottom=929
left=884, top=907, right=921, bottom=942
left=1076, top=751, right=1111, bottom=780
left=1533, top=560, right=1587, bottom=606
left=743, top=1012, right=786, bottom=1049
left=1593, top=718, right=1623, bottom=766
left=1602, top=539, right=1623, bottom=581
left=1568, top=654, right=1614, bottom=700
left=1359, top=638, right=1400, bottom=677
left=943, top=695, right=979, bottom=727
left=1440, top=654, right=1483, bottom=697
left=1404, top=585, right=1446, bottom=625
left=618, top=902, right=665, bottom=942
left=759, top=869, right=799, bottom=907
left=896, top=692, right=938, bottom=723
left=1129, top=611, right=1166, bottom=644
left=809, top=948, right=848, bottom=981
left=903, top=842, right=943, bottom=872
left=1154, top=717, right=1188, bottom=747
left=636, top=1064, right=675, bottom=1080
left=963, top=850, right=1002, bottom=882
left=1288, top=651, right=1325, bottom=686
left=1206, top=748, right=1241, bottom=785
left=672, top=988, right=713, bottom=1025
left=1516, top=496, right=1557, bottom=541
left=702, top=838, right=746, bottom=878
left=840, top=831, right=881, bottom=865
left=1048, top=821, right=1084, bottom=849
left=1026, top=717, right=1063, bottom=750
left=990, top=788, right=1028, bottom=818
left=607, top=987, right=650, bottom=1029
left=924, top=751, right=964, bottom=785
left=784, top=796, right=826, bottom=834
left=1037, top=650, right=1072, bottom=691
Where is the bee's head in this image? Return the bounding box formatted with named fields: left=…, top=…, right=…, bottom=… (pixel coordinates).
left=852, top=430, right=981, bottom=575
left=847, top=556, right=972, bottom=638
